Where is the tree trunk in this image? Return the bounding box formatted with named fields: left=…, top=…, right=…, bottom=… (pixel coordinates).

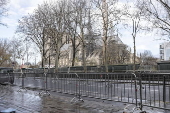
left=41, top=54, right=44, bottom=68
left=133, top=36, right=136, bottom=72
left=102, top=0, right=108, bottom=72
left=103, top=39, right=108, bottom=72
left=72, top=42, right=76, bottom=66
left=82, top=43, right=87, bottom=73
left=55, top=40, right=61, bottom=73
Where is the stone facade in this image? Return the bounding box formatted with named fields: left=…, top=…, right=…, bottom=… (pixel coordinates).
left=45, top=35, right=134, bottom=68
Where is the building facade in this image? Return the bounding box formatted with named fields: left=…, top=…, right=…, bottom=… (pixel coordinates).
left=160, top=42, right=170, bottom=61
left=44, top=34, right=133, bottom=68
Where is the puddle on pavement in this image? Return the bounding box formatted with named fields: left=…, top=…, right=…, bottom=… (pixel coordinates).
left=0, top=85, right=93, bottom=113
left=41, top=96, right=90, bottom=113
left=0, top=85, right=167, bottom=113
left=0, top=85, right=42, bottom=113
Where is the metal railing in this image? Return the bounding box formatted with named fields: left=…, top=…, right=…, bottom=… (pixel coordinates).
left=10, top=72, right=170, bottom=110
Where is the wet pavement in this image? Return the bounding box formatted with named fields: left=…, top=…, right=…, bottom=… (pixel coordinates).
left=0, top=84, right=168, bottom=113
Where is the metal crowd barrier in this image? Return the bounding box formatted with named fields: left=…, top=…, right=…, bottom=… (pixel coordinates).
left=139, top=73, right=170, bottom=110
left=10, top=72, right=170, bottom=110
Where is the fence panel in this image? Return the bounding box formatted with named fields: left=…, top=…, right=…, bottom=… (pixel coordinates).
left=11, top=72, right=170, bottom=110
left=140, top=73, right=170, bottom=109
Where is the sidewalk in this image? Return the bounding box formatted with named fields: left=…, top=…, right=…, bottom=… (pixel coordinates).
left=0, top=84, right=167, bottom=113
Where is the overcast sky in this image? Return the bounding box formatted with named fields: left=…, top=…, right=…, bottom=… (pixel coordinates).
left=0, top=0, right=167, bottom=63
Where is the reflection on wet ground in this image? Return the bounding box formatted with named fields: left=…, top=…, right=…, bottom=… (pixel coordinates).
left=0, top=84, right=166, bottom=113
left=0, top=84, right=42, bottom=113
left=0, top=84, right=100, bottom=113
left=41, top=96, right=88, bottom=113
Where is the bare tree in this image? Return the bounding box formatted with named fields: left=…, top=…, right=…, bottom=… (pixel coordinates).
left=131, top=13, right=141, bottom=72
left=115, top=44, right=131, bottom=64
left=92, top=0, right=121, bottom=72
left=75, top=0, right=91, bottom=72
left=123, top=2, right=144, bottom=72
left=10, top=37, right=25, bottom=66
left=137, top=0, right=170, bottom=37
left=64, top=0, right=92, bottom=72
left=17, top=2, right=52, bottom=68
left=0, top=0, right=8, bottom=26
left=64, top=0, right=81, bottom=67
left=107, top=39, right=130, bottom=64
left=47, top=1, right=68, bottom=72
left=17, top=0, right=134, bottom=72
left=17, top=1, right=71, bottom=72
left=0, top=39, right=12, bottom=67
left=139, top=50, right=158, bottom=70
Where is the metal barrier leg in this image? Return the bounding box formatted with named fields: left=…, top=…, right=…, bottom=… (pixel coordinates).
left=123, top=73, right=145, bottom=113
left=139, top=78, right=143, bottom=111
left=39, top=73, right=50, bottom=96
left=70, top=73, right=84, bottom=103
left=52, top=73, right=58, bottom=92
left=17, top=72, right=27, bottom=92
left=163, top=75, right=166, bottom=108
